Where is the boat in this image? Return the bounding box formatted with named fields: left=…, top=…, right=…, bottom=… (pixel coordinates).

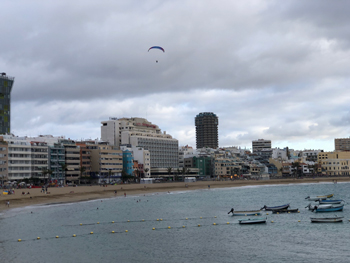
left=261, top=204, right=289, bottom=211
left=317, top=199, right=343, bottom=205
left=272, top=208, right=299, bottom=214
left=305, top=194, right=334, bottom=201
left=228, top=208, right=261, bottom=216
left=238, top=217, right=267, bottom=224
left=306, top=203, right=344, bottom=212
left=310, top=216, right=344, bottom=223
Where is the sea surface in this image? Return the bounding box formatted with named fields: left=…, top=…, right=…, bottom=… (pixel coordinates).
left=1, top=182, right=350, bottom=263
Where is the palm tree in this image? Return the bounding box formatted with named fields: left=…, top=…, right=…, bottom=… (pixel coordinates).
left=80, top=166, right=87, bottom=184
left=60, top=163, right=68, bottom=184
left=41, top=168, right=48, bottom=184
left=167, top=167, right=172, bottom=180
left=143, top=168, right=149, bottom=178
left=108, top=169, right=113, bottom=184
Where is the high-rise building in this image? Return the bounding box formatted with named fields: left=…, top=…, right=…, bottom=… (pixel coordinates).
left=0, top=73, right=15, bottom=134
left=195, top=112, right=218, bottom=149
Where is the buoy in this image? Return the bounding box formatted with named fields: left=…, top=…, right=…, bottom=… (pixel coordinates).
left=277, top=212, right=279, bottom=214
left=127, top=220, right=130, bottom=222
left=18, top=239, right=21, bottom=242
left=157, top=219, right=159, bottom=221
left=215, top=216, right=217, bottom=218
left=73, top=234, right=76, bottom=237
left=200, top=217, right=202, bottom=219
left=271, top=221, right=274, bottom=223
left=255, top=214, right=257, bottom=216
left=37, top=237, right=40, bottom=240
left=112, top=221, right=114, bottom=223
left=160, top=219, right=163, bottom=221
left=288, top=212, right=290, bottom=214
left=142, top=219, right=144, bottom=221
left=111, top=231, right=115, bottom=233
left=152, top=228, right=155, bottom=230
left=97, top=222, right=100, bottom=224
left=266, top=213, right=269, bottom=215
left=80, top=223, right=82, bottom=226
left=56, top=236, right=59, bottom=238
left=186, top=218, right=188, bottom=220
left=198, top=224, right=201, bottom=227
left=227, top=222, right=229, bottom=224
left=90, top=232, right=93, bottom=234
left=298, top=211, right=300, bottom=213
left=168, top=226, right=171, bottom=229
left=182, top=226, right=185, bottom=228
left=213, top=223, right=216, bottom=225
left=125, top=230, right=128, bottom=232
left=298, top=220, right=300, bottom=222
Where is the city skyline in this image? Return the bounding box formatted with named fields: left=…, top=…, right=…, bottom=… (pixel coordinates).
left=1, top=1, right=350, bottom=152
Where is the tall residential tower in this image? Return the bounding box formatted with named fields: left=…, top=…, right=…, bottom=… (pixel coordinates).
left=195, top=112, right=218, bottom=149
left=0, top=73, right=14, bottom=134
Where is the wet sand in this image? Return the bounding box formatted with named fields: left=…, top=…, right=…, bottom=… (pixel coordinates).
left=1, top=177, right=348, bottom=211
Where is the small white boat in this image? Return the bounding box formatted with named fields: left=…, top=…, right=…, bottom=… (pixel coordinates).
left=238, top=217, right=267, bottom=224
left=305, top=194, right=333, bottom=201
left=310, top=216, right=344, bottom=223
left=318, top=199, right=343, bottom=205
left=228, top=208, right=261, bottom=216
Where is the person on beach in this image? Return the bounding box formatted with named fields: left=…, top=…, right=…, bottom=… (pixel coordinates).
left=124, top=193, right=126, bottom=197
left=6, top=200, right=10, bottom=207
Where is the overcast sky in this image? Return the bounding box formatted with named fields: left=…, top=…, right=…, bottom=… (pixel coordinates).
left=1, top=0, right=350, bottom=151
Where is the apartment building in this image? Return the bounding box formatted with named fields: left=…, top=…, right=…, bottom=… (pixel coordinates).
left=252, top=139, right=271, bottom=154
left=88, top=143, right=123, bottom=182
left=335, top=138, right=350, bottom=151
left=318, top=151, right=350, bottom=176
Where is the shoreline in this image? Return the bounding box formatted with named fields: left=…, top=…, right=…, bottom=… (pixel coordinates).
left=1, top=177, right=348, bottom=212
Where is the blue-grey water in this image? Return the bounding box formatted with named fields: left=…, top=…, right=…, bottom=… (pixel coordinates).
left=1, top=182, right=349, bottom=263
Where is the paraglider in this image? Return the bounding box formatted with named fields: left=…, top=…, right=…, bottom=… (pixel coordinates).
left=148, top=46, right=164, bottom=63
left=148, top=46, right=165, bottom=52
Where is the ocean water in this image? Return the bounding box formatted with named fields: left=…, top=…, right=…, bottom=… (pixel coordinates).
left=1, top=182, right=349, bottom=263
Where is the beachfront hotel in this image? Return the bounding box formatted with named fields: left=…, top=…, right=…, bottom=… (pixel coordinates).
left=0, top=73, right=15, bottom=134
left=195, top=112, right=218, bottom=149
left=101, top=117, right=179, bottom=171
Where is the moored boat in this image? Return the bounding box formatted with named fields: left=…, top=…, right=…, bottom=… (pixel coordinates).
left=305, top=194, right=333, bottom=201
left=272, top=208, right=299, bottom=214
left=317, top=199, right=343, bottom=205
left=238, top=217, right=267, bottom=224
left=261, top=204, right=289, bottom=211
left=306, top=203, right=344, bottom=213
left=228, top=208, right=261, bottom=216
left=310, top=216, right=344, bottom=223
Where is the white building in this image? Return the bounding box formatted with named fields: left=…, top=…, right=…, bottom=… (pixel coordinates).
left=1, top=135, right=48, bottom=181
left=272, top=148, right=288, bottom=161
left=120, top=145, right=151, bottom=177
left=101, top=117, right=178, bottom=169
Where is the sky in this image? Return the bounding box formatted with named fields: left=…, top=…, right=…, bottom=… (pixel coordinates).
left=1, top=0, right=350, bottom=151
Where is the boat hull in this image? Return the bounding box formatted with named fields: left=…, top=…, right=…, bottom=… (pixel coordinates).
left=311, top=217, right=343, bottom=223
left=318, top=200, right=343, bottom=204
left=261, top=204, right=289, bottom=211
left=272, top=208, right=299, bottom=214
left=232, top=211, right=261, bottom=216
left=238, top=218, right=267, bottom=224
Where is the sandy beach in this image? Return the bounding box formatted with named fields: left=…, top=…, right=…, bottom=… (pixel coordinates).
left=1, top=177, right=348, bottom=211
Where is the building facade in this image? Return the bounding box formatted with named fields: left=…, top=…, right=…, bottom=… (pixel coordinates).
left=0, top=73, right=14, bottom=134
left=195, top=112, right=218, bottom=149
left=252, top=139, right=271, bottom=154
left=335, top=138, right=350, bottom=151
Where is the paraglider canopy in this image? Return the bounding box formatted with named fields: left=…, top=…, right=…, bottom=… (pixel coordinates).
left=148, top=46, right=165, bottom=52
